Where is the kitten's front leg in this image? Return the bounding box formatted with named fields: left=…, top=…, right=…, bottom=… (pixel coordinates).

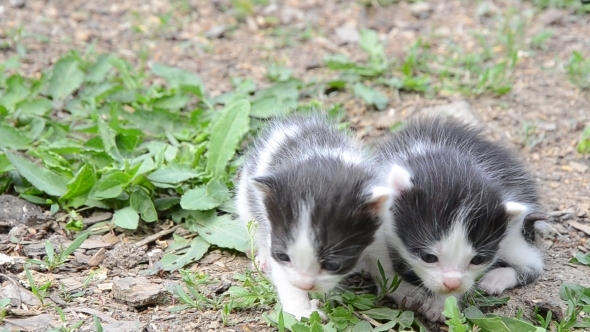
left=478, top=228, right=543, bottom=295
left=418, top=295, right=447, bottom=322
left=271, top=260, right=323, bottom=320
left=389, top=280, right=427, bottom=311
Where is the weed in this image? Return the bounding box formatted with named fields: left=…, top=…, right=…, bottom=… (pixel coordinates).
left=522, top=122, right=545, bottom=148
left=24, top=267, right=52, bottom=306
left=26, top=233, right=89, bottom=272
left=578, top=125, right=590, bottom=155
left=49, top=307, right=84, bottom=332
left=0, top=298, right=10, bottom=324
left=567, top=51, right=590, bottom=89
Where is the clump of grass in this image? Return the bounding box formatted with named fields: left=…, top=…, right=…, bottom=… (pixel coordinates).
left=566, top=51, right=590, bottom=89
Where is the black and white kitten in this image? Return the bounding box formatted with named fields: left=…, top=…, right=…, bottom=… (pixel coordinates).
left=235, top=115, right=407, bottom=319
left=376, top=116, right=545, bottom=321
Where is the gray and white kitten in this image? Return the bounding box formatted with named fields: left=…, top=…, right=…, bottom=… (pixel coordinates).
left=376, top=116, right=545, bottom=321
left=235, top=114, right=406, bottom=319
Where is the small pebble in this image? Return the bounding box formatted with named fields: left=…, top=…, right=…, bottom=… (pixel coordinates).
left=9, top=0, right=25, bottom=8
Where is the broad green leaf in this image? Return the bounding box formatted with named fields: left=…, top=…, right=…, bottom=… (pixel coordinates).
left=92, top=171, right=131, bottom=199
left=154, top=197, right=180, bottom=211
left=152, top=94, right=190, bottom=109
left=443, top=296, right=467, bottom=332
left=372, top=321, right=398, bottom=332
left=188, top=213, right=249, bottom=252
left=207, top=179, right=231, bottom=203
left=151, top=63, right=205, bottom=95
left=156, top=236, right=210, bottom=271
left=48, top=55, right=85, bottom=101
left=206, top=99, right=250, bottom=178
left=28, top=117, right=46, bottom=141
left=112, top=206, right=139, bottom=229
left=0, top=298, right=10, bottom=307
left=398, top=311, right=414, bottom=328
left=0, top=75, right=29, bottom=110
left=250, top=97, right=286, bottom=119
left=352, top=321, right=373, bottom=332
left=130, top=188, right=158, bottom=222
left=0, top=154, right=14, bottom=172
left=86, top=54, right=112, bottom=83
left=97, top=118, right=123, bottom=163
left=467, top=315, right=537, bottom=332
left=147, top=165, right=201, bottom=184
left=0, top=125, right=30, bottom=150
left=570, top=252, right=590, bottom=266
left=180, top=186, right=221, bottom=211
left=16, top=98, right=52, bottom=116
left=353, top=83, right=388, bottom=111
left=5, top=151, right=67, bottom=196
left=61, top=164, right=96, bottom=205
left=362, top=308, right=400, bottom=320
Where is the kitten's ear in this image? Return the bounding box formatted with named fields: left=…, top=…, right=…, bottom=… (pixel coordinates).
left=504, top=201, right=528, bottom=220
left=387, top=164, right=413, bottom=195
left=367, top=186, right=394, bottom=212
left=251, top=176, right=274, bottom=196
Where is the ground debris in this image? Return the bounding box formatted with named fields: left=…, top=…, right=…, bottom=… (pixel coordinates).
left=112, top=276, right=167, bottom=308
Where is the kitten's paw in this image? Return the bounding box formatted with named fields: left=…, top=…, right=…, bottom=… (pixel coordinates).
left=478, top=267, right=518, bottom=295
left=419, top=298, right=445, bottom=322
left=285, top=299, right=326, bottom=320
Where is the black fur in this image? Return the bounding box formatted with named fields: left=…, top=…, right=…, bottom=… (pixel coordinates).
left=376, top=116, right=540, bottom=285
left=241, top=114, right=383, bottom=275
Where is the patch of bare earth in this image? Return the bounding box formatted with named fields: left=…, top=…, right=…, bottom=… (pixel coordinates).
left=0, top=0, right=589, bottom=331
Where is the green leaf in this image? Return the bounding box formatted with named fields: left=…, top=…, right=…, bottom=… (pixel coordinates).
left=362, top=308, right=400, bottom=320
left=0, top=298, right=10, bottom=307
left=97, top=118, right=124, bottom=163
left=16, top=98, right=52, bottom=116
left=154, top=197, right=180, bottom=211
left=570, top=252, right=590, bottom=266
left=61, top=164, right=96, bottom=206
left=353, top=83, right=388, bottom=111
left=180, top=186, right=222, bottom=211
left=5, top=151, right=67, bottom=196
left=86, top=54, right=112, bottom=83
left=352, top=321, right=373, bottom=332
left=207, top=179, right=231, bottom=203
left=112, top=206, right=139, bottom=229
left=372, top=321, right=398, bottom=332
left=48, top=55, right=85, bottom=101
left=62, top=232, right=90, bottom=257
left=92, top=171, right=131, bottom=199
left=188, top=213, right=249, bottom=253
left=206, top=99, right=250, bottom=178
left=156, top=236, right=210, bottom=271
left=130, top=188, right=158, bottom=222
left=250, top=97, right=287, bottom=119
left=147, top=165, right=202, bottom=184
left=467, top=315, right=537, bottom=332
left=0, top=125, right=30, bottom=150
left=0, top=75, right=29, bottom=110
left=443, top=296, right=467, bottom=332
left=151, top=63, right=205, bottom=95
left=152, top=94, right=190, bottom=109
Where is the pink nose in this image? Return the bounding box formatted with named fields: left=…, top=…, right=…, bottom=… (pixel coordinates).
left=295, top=283, right=314, bottom=291
left=443, top=278, right=462, bottom=290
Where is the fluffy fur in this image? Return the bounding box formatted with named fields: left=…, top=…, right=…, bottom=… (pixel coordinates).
left=235, top=114, right=401, bottom=319
left=376, top=116, right=545, bottom=321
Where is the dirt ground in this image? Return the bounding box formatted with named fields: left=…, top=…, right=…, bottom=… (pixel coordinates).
left=1, top=0, right=589, bottom=331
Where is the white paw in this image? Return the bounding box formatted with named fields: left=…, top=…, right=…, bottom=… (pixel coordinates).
left=478, top=267, right=518, bottom=295
left=285, top=299, right=326, bottom=320
left=419, top=297, right=445, bottom=322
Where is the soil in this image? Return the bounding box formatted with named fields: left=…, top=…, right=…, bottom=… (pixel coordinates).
left=1, top=0, right=590, bottom=331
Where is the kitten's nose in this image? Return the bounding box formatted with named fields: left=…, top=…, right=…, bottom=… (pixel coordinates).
left=443, top=278, right=462, bottom=291
left=295, top=282, right=314, bottom=291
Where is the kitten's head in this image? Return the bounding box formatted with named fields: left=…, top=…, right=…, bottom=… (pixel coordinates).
left=253, top=157, right=406, bottom=293
left=387, top=153, right=529, bottom=296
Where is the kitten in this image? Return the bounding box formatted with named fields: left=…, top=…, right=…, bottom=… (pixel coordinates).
left=235, top=114, right=406, bottom=319
left=376, top=116, right=545, bottom=321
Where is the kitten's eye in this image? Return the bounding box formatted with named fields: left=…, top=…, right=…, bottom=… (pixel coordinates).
left=470, top=255, right=486, bottom=265
left=420, top=252, right=438, bottom=263
left=321, top=261, right=341, bottom=272
left=276, top=253, right=290, bottom=262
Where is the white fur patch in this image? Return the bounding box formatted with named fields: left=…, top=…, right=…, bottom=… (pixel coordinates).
left=478, top=267, right=518, bottom=295
left=256, top=124, right=300, bottom=176
left=504, top=201, right=528, bottom=219
left=387, top=164, right=413, bottom=194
